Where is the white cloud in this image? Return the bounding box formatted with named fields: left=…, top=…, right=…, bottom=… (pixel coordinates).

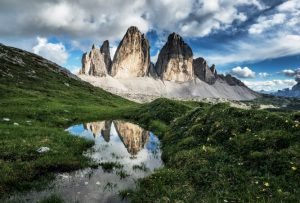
left=202, top=34, right=300, bottom=65
left=231, top=66, right=256, bottom=78
left=0, top=0, right=265, bottom=43
left=249, top=13, right=286, bottom=35
left=32, top=37, right=68, bottom=65
left=258, top=72, right=270, bottom=78
left=175, top=0, right=263, bottom=37
left=277, top=0, right=300, bottom=12
left=282, top=68, right=300, bottom=79
left=282, top=69, right=296, bottom=77
left=244, top=79, right=297, bottom=91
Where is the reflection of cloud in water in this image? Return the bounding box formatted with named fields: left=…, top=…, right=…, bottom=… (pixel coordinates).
left=37, top=120, right=164, bottom=203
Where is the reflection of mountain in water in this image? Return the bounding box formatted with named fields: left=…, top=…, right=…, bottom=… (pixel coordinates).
left=113, top=121, right=149, bottom=155
left=84, top=121, right=112, bottom=142
left=84, top=120, right=150, bottom=155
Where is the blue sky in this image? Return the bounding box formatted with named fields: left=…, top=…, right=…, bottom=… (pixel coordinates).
left=0, top=0, right=299, bottom=91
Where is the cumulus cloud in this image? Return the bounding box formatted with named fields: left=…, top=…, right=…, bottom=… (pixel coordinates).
left=244, top=79, right=297, bottom=91
left=248, top=13, right=286, bottom=35
left=249, top=0, right=300, bottom=35
left=32, top=37, right=68, bottom=65
left=230, top=66, right=256, bottom=78
left=0, top=0, right=264, bottom=44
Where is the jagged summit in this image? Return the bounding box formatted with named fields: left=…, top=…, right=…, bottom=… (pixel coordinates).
left=81, top=40, right=112, bottom=77
left=78, top=26, right=258, bottom=101
left=155, top=32, right=194, bottom=82
left=110, top=26, right=150, bottom=78
left=193, top=57, right=217, bottom=84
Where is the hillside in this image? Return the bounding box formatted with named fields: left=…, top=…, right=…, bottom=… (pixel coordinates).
left=123, top=99, right=300, bottom=202
left=1, top=43, right=299, bottom=202
left=0, top=43, right=135, bottom=197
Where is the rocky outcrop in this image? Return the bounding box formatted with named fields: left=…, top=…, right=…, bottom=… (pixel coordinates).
left=210, top=64, right=218, bottom=77
left=81, top=41, right=112, bottom=76
left=147, top=62, right=158, bottom=78
left=111, top=26, right=150, bottom=78
left=113, top=120, right=149, bottom=155
left=100, top=40, right=112, bottom=74
left=155, top=33, right=194, bottom=82
left=193, top=57, right=217, bottom=84
left=218, top=74, right=246, bottom=87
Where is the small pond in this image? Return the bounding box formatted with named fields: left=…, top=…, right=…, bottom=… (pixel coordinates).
left=8, top=120, right=163, bottom=203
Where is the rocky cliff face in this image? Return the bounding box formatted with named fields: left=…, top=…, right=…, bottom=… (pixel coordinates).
left=193, top=57, right=217, bottom=84
left=218, top=74, right=247, bottom=87
left=147, top=62, right=158, bottom=78
left=79, top=26, right=257, bottom=101
left=155, top=33, right=194, bottom=82
left=81, top=41, right=112, bottom=77
left=100, top=40, right=112, bottom=74
left=113, top=120, right=149, bottom=155
left=110, top=26, right=150, bottom=78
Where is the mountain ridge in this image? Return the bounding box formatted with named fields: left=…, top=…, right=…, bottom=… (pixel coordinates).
left=79, top=26, right=258, bottom=102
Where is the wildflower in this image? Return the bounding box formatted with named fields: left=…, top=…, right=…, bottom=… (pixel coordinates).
left=264, top=182, right=270, bottom=187
left=255, top=181, right=259, bottom=184
left=285, top=120, right=288, bottom=123
left=291, top=166, right=297, bottom=171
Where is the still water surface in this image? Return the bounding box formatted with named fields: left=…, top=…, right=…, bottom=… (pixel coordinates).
left=9, top=120, right=163, bottom=203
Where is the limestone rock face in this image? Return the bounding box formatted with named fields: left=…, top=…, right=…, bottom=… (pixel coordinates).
left=100, top=40, right=112, bottom=74
left=113, top=120, right=149, bottom=155
left=81, top=41, right=112, bottom=77
left=219, top=74, right=246, bottom=87
left=193, top=57, right=217, bottom=84
left=155, top=33, right=194, bottom=82
left=148, top=62, right=158, bottom=78
left=210, top=64, right=218, bottom=77
left=111, top=26, right=150, bottom=78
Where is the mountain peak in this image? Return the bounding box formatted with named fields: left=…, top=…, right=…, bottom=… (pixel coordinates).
left=126, top=26, right=140, bottom=34
left=168, top=32, right=183, bottom=42
left=110, top=26, right=150, bottom=78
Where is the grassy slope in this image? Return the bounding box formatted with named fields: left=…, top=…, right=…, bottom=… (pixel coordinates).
left=1, top=43, right=300, bottom=202
left=124, top=99, right=300, bottom=202
left=0, top=44, right=136, bottom=196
